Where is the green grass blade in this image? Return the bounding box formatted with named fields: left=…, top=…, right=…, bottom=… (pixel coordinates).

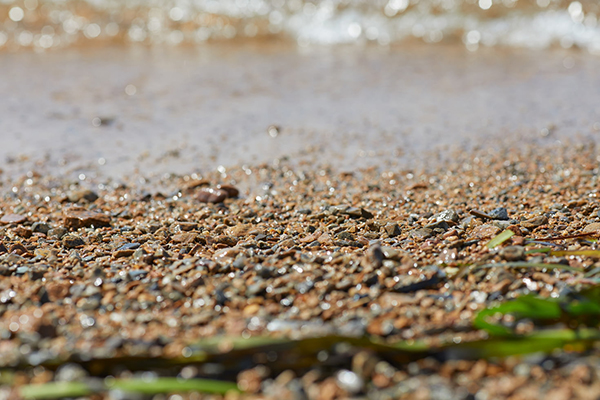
left=478, top=262, right=583, bottom=272
left=550, top=249, right=600, bottom=258
left=109, top=377, right=240, bottom=395
left=487, top=229, right=515, bottom=249
left=20, top=381, right=93, bottom=399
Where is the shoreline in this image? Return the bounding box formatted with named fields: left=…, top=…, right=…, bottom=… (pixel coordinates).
left=2, top=43, right=600, bottom=182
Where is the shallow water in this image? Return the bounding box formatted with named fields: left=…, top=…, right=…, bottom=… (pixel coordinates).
left=1, top=43, right=599, bottom=182
left=2, top=0, right=600, bottom=52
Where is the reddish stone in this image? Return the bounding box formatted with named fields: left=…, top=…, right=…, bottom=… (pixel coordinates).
left=196, top=188, right=228, bottom=203
left=63, top=207, right=111, bottom=229
left=0, top=213, right=27, bottom=225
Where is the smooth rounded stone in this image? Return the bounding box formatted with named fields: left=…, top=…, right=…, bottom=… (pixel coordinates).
left=63, top=207, right=111, bottom=229
left=471, top=224, right=501, bottom=239
left=216, top=184, right=240, bottom=198
left=436, top=209, right=459, bottom=224
left=15, top=266, right=30, bottom=275
left=62, top=234, right=85, bottom=248
left=48, top=227, right=68, bottom=239
left=0, top=213, right=27, bottom=225
left=336, top=370, right=364, bottom=394
left=520, top=215, right=548, bottom=229
left=499, top=245, right=525, bottom=261
left=384, top=223, right=401, bottom=237
left=196, top=188, right=228, bottom=203
left=489, top=207, right=509, bottom=220
left=409, top=227, right=433, bottom=239
left=32, top=222, right=51, bottom=234
left=67, top=189, right=99, bottom=203
left=583, top=222, right=600, bottom=233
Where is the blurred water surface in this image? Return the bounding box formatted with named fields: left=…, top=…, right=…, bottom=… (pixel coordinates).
left=1, top=0, right=600, bottom=52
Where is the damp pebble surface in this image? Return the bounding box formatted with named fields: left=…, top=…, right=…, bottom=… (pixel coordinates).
left=2, top=142, right=600, bottom=399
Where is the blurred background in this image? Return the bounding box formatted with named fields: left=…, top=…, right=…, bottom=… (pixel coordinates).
left=1, top=0, right=600, bottom=181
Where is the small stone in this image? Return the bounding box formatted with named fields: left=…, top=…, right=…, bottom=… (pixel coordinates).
left=384, top=223, right=401, bottom=237
left=216, top=184, right=240, bottom=198
left=471, top=224, right=501, bottom=239
left=243, top=303, right=260, bottom=316
left=0, top=213, right=27, bottom=225
left=196, top=188, right=228, bottom=203
left=32, top=222, right=51, bottom=234
left=48, top=227, right=68, bottom=239
left=13, top=226, right=32, bottom=238
left=113, top=249, right=135, bottom=258
left=117, top=243, right=141, bottom=251
left=499, top=245, right=525, bottom=261
left=436, top=209, right=459, bottom=224
left=410, top=227, right=433, bottom=239
left=336, top=231, right=354, bottom=240
left=67, top=189, right=99, bottom=203
left=63, top=207, right=111, bottom=229
left=489, top=207, right=509, bottom=220
left=62, top=234, right=85, bottom=248
left=582, top=223, right=600, bottom=234
left=172, top=232, right=198, bottom=244
left=425, top=220, right=449, bottom=232
left=520, top=215, right=548, bottom=229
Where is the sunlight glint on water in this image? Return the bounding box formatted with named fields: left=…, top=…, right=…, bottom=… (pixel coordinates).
left=0, top=0, right=600, bottom=52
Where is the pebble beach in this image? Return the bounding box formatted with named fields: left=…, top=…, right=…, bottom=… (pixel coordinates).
left=3, top=137, right=600, bottom=399
left=3, top=0, right=600, bottom=397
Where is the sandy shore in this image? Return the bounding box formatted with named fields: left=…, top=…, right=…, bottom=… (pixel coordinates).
left=2, top=44, right=600, bottom=399
left=1, top=43, right=600, bottom=181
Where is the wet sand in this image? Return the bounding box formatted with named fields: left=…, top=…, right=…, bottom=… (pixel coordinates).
left=1, top=43, right=600, bottom=181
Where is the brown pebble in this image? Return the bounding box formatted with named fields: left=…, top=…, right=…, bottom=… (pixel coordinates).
left=471, top=224, right=501, bottom=239
left=113, top=249, right=135, bottom=258
left=582, top=222, right=600, bottom=233
left=63, top=207, right=111, bottom=229
left=0, top=213, right=27, bottom=225
left=62, top=234, right=85, bottom=248
left=217, top=184, right=240, bottom=198
left=196, top=188, right=228, bottom=203
left=172, top=232, right=198, bottom=244
left=520, top=215, right=548, bottom=229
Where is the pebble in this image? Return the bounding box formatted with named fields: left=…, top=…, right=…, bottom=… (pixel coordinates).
left=32, top=222, right=51, bottom=234
left=520, top=215, right=548, bottom=229
left=196, top=188, right=229, bottom=203
left=499, top=245, right=526, bottom=261
left=489, top=207, right=509, bottom=220
left=62, top=234, right=85, bottom=248
left=0, top=213, right=27, bottom=225
left=63, top=207, right=111, bottom=229
left=471, top=224, right=501, bottom=239
left=582, top=223, right=600, bottom=233
left=384, top=223, right=401, bottom=237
